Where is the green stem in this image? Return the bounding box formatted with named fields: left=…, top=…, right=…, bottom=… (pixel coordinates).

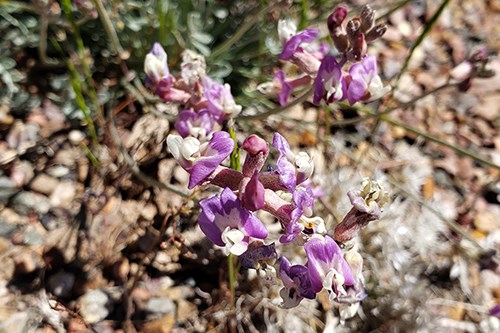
left=228, top=253, right=236, bottom=305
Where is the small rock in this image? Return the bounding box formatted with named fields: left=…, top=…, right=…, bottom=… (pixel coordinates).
left=68, top=130, right=85, bottom=146
left=145, top=297, right=176, bottom=319
left=10, top=161, right=34, bottom=187
left=12, top=192, right=51, bottom=215
left=77, top=289, right=112, bottom=324
left=474, top=211, right=500, bottom=233
left=141, top=315, right=175, bottom=333
left=14, top=250, right=44, bottom=274
left=140, top=203, right=158, bottom=221
left=0, top=176, right=19, bottom=204
left=47, top=271, right=75, bottom=297
left=0, top=311, right=32, bottom=333
left=30, top=174, right=60, bottom=195
left=50, top=181, right=77, bottom=207
left=0, top=221, right=17, bottom=238
left=46, top=165, right=70, bottom=178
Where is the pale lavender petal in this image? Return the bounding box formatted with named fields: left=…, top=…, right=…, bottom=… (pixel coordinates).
left=280, top=29, right=319, bottom=60
left=277, top=157, right=297, bottom=191
left=175, top=109, right=197, bottom=137
left=275, top=70, right=293, bottom=106
left=305, top=236, right=343, bottom=292
left=272, top=132, right=291, bottom=157
left=188, top=131, right=234, bottom=189
left=198, top=195, right=225, bottom=246
left=241, top=210, right=268, bottom=240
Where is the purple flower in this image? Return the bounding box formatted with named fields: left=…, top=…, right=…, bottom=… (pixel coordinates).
left=279, top=256, right=315, bottom=308
left=238, top=242, right=277, bottom=269
left=167, top=131, right=234, bottom=189
left=313, top=55, right=346, bottom=105
left=274, top=70, right=293, bottom=106
left=346, top=55, right=390, bottom=105
left=198, top=188, right=268, bottom=255
left=174, top=109, right=215, bottom=139
left=272, top=133, right=314, bottom=191
left=203, top=77, right=242, bottom=122
left=144, top=43, right=170, bottom=86
left=305, top=235, right=355, bottom=301
left=280, top=28, right=319, bottom=61
left=280, top=187, right=316, bottom=243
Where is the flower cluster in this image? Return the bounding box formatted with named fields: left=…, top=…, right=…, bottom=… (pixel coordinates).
left=260, top=4, right=390, bottom=106
left=148, top=2, right=391, bottom=313
left=166, top=130, right=389, bottom=309
left=144, top=45, right=241, bottom=140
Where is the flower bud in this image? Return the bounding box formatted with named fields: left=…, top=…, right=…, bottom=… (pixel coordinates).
left=242, top=134, right=268, bottom=156
left=365, top=23, right=387, bottom=42
left=346, top=18, right=362, bottom=44
left=332, top=32, right=350, bottom=53
left=360, top=5, right=375, bottom=32
left=240, top=172, right=265, bottom=211
left=327, top=6, right=348, bottom=33
left=347, top=33, right=367, bottom=62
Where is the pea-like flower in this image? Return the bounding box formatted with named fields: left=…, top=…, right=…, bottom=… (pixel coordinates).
left=174, top=109, right=214, bottom=139
left=272, top=133, right=314, bottom=192
left=167, top=131, right=234, bottom=189
left=305, top=235, right=355, bottom=301
left=279, top=256, right=315, bottom=308
left=198, top=187, right=268, bottom=255
left=346, top=55, right=390, bottom=105
left=144, top=43, right=171, bottom=87
left=203, top=77, right=242, bottom=123
left=313, top=55, right=346, bottom=105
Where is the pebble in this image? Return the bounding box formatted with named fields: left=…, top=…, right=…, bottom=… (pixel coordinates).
left=0, top=176, right=19, bottom=204
left=46, top=165, right=70, bottom=178
left=474, top=210, right=500, bottom=233
left=12, top=192, right=51, bottom=215
left=50, top=181, right=77, bottom=207
left=68, top=130, right=85, bottom=145
left=145, top=297, right=176, bottom=319
left=77, top=289, right=112, bottom=324
left=47, top=271, right=75, bottom=297
left=141, top=315, right=175, bottom=333
left=30, top=174, right=60, bottom=195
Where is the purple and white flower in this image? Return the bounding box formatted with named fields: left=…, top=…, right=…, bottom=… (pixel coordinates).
left=166, top=131, right=234, bottom=189
left=313, top=55, right=346, bottom=105
left=174, top=109, right=215, bottom=139
left=144, top=43, right=170, bottom=86
left=198, top=187, right=268, bottom=255
left=279, top=27, right=319, bottom=61
left=203, top=77, right=242, bottom=122
left=305, top=235, right=355, bottom=301
left=279, top=256, right=315, bottom=308
left=280, top=187, right=316, bottom=243
left=272, top=133, right=314, bottom=192
left=346, top=55, right=390, bottom=105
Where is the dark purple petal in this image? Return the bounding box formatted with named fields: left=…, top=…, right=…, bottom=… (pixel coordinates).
left=241, top=172, right=265, bottom=211
left=280, top=29, right=319, bottom=60
left=242, top=134, right=268, bottom=156
left=239, top=242, right=277, bottom=269
left=313, top=55, right=346, bottom=105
